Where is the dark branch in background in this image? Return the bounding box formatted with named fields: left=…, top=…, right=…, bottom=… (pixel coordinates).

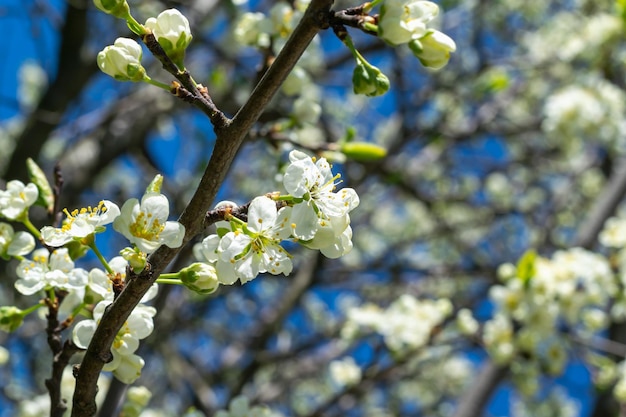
left=452, top=158, right=626, bottom=417
left=4, top=0, right=98, bottom=182
left=71, top=1, right=335, bottom=415
left=229, top=252, right=321, bottom=400
left=44, top=292, right=80, bottom=417
left=57, top=86, right=174, bottom=204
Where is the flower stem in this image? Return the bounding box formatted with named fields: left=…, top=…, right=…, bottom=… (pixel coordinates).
left=22, top=216, right=41, bottom=239
left=155, top=276, right=183, bottom=285
left=88, top=242, right=113, bottom=274
left=22, top=302, right=44, bottom=316
left=144, top=77, right=172, bottom=91
left=69, top=302, right=88, bottom=322
left=342, top=32, right=369, bottom=67
left=47, top=288, right=56, bottom=304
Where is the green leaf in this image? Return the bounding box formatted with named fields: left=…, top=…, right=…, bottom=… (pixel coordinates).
left=26, top=158, right=54, bottom=214
left=516, top=249, right=537, bottom=285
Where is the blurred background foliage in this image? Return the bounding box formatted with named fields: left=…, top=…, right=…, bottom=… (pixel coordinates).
left=2, top=0, right=626, bottom=416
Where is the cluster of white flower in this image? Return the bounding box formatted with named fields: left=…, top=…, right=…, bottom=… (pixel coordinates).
left=1, top=148, right=360, bottom=383
left=195, top=150, right=359, bottom=285
left=342, top=294, right=452, bottom=352
left=97, top=8, right=192, bottom=82
left=232, top=2, right=325, bottom=143
left=523, top=12, right=622, bottom=64
left=594, top=212, right=626, bottom=402
left=1, top=174, right=179, bottom=383
left=477, top=247, right=618, bottom=396
left=542, top=76, right=626, bottom=154
left=73, top=297, right=157, bottom=384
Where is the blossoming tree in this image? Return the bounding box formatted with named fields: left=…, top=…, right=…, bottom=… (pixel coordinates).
left=1, top=0, right=626, bottom=416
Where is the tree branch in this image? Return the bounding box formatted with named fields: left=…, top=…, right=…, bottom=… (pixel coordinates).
left=70, top=2, right=334, bottom=415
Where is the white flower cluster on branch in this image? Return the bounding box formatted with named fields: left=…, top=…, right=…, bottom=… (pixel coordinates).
left=195, top=150, right=360, bottom=285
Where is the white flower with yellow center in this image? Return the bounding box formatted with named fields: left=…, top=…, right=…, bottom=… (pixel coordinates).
left=283, top=150, right=359, bottom=240
left=113, top=192, right=185, bottom=254
left=41, top=200, right=120, bottom=247
left=0, top=180, right=39, bottom=220
left=199, top=196, right=292, bottom=284
left=73, top=300, right=155, bottom=383
left=15, top=248, right=87, bottom=296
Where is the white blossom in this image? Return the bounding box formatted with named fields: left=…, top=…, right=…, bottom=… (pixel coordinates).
left=0, top=222, right=35, bottom=258
left=346, top=295, right=452, bottom=351
left=284, top=150, right=359, bottom=241
left=40, top=200, right=120, bottom=247
left=378, top=0, right=439, bottom=45
left=145, top=9, right=192, bottom=66
left=73, top=300, right=155, bottom=383
left=199, top=196, right=292, bottom=284
left=97, top=38, right=146, bottom=82
left=600, top=216, right=626, bottom=248
left=15, top=248, right=87, bottom=296
left=113, top=192, right=185, bottom=254
left=0, top=180, right=38, bottom=220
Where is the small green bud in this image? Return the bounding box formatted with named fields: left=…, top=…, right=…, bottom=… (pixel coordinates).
left=120, top=247, right=147, bottom=273
left=0, top=306, right=24, bottom=332
left=180, top=263, right=219, bottom=294
left=341, top=142, right=387, bottom=162
left=93, top=0, right=131, bottom=19
left=352, top=62, right=390, bottom=97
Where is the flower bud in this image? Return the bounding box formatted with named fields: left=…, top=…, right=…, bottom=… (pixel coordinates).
left=180, top=263, right=220, bottom=294
left=26, top=158, right=54, bottom=214
left=341, top=142, right=387, bottom=162
left=93, top=0, right=130, bottom=19
left=145, top=9, right=192, bottom=68
left=0, top=306, right=24, bottom=332
left=352, top=62, right=390, bottom=97
left=120, top=247, right=147, bottom=273
left=97, top=38, right=147, bottom=82
left=409, top=30, right=456, bottom=70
